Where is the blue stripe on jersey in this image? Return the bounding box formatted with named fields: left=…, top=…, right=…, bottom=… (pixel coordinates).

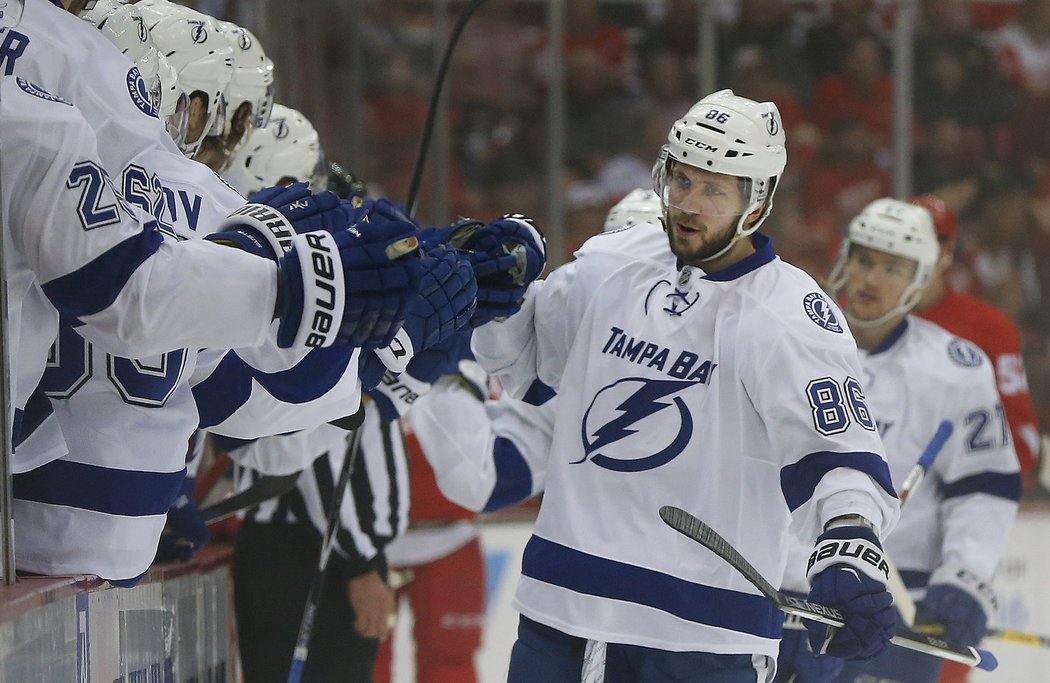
left=521, top=535, right=782, bottom=639
left=194, top=346, right=355, bottom=429
left=41, top=227, right=164, bottom=319
left=942, top=471, right=1022, bottom=502
left=12, top=387, right=54, bottom=449
left=522, top=379, right=557, bottom=406
left=13, top=460, right=186, bottom=517
left=900, top=569, right=932, bottom=590
left=482, top=437, right=533, bottom=512
left=702, top=233, right=775, bottom=282
left=780, top=451, right=896, bottom=512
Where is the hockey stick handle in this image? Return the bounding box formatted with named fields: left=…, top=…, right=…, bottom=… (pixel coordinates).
left=287, top=426, right=365, bottom=683
left=779, top=594, right=997, bottom=670
left=658, top=505, right=998, bottom=671
left=987, top=627, right=1050, bottom=649
left=898, top=420, right=953, bottom=506
left=887, top=419, right=955, bottom=626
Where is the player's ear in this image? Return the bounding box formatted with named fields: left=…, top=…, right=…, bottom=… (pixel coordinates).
left=744, top=200, right=767, bottom=228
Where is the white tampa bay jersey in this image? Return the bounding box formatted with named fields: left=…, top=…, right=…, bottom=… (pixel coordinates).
left=471, top=223, right=899, bottom=657
left=5, top=0, right=363, bottom=581
left=781, top=318, right=1021, bottom=596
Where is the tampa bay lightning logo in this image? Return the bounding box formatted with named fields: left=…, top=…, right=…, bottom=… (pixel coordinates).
left=803, top=292, right=843, bottom=333
left=576, top=377, right=697, bottom=472
left=126, top=67, right=158, bottom=118
left=645, top=279, right=699, bottom=317
left=272, top=117, right=289, bottom=139
left=948, top=338, right=983, bottom=367
left=189, top=19, right=208, bottom=44
left=237, top=30, right=252, bottom=51
left=16, top=77, right=70, bottom=105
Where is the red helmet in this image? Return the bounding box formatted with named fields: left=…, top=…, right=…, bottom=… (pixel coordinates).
left=908, top=195, right=957, bottom=241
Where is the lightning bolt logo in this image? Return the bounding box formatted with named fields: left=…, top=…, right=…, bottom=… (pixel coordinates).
left=577, top=377, right=698, bottom=472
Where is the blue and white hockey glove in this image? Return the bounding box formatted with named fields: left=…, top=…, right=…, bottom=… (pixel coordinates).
left=276, top=202, right=422, bottom=349
left=405, top=245, right=477, bottom=353
left=155, top=477, right=210, bottom=563
left=805, top=526, right=896, bottom=661
left=207, top=182, right=370, bottom=260
left=915, top=564, right=997, bottom=647
left=420, top=214, right=545, bottom=325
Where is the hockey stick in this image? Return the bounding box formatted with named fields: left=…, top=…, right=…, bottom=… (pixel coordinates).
left=200, top=471, right=301, bottom=524
left=884, top=419, right=954, bottom=626
left=921, top=624, right=1050, bottom=650
left=657, top=505, right=998, bottom=671
left=287, top=425, right=365, bottom=683
left=404, top=0, right=490, bottom=217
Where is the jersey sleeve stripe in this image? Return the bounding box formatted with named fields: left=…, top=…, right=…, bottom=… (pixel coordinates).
left=483, top=437, right=534, bottom=512
left=13, top=460, right=185, bottom=517
left=40, top=227, right=164, bottom=319
left=521, top=535, right=783, bottom=639
left=780, top=450, right=896, bottom=512
left=942, top=471, right=1022, bottom=502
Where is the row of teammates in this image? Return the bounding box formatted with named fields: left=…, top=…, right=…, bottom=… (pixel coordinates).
left=0, top=2, right=1032, bottom=683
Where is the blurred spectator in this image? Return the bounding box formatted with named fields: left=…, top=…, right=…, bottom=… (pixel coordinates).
left=449, top=0, right=545, bottom=218
left=719, top=0, right=812, bottom=95
left=809, top=32, right=894, bottom=150
left=913, top=118, right=986, bottom=198
left=803, top=117, right=891, bottom=237
left=804, top=0, right=882, bottom=78
left=730, top=46, right=819, bottom=172
left=968, top=168, right=1045, bottom=322
left=990, top=0, right=1050, bottom=96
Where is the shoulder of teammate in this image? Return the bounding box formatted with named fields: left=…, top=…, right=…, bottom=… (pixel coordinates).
left=908, top=318, right=997, bottom=389
left=574, top=219, right=673, bottom=267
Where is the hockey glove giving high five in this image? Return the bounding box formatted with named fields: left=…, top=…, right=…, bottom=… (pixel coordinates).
left=805, top=525, right=896, bottom=660
left=207, top=182, right=370, bottom=260
left=276, top=199, right=422, bottom=349
left=420, top=214, right=545, bottom=324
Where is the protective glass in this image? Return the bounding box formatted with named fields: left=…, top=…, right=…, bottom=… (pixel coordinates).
left=309, top=149, right=329, bottom=193
left=661, top=163, right=751, bottom=218
left=165, top=92, right=191, bottom=149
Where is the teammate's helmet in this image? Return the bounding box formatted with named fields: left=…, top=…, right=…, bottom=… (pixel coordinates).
left=908, top=194, right=957, bottom=242
left=829, top=197, right=940, bottom=328
left=603, top=188, right=662, bottom=233
left=654, top=89, right=786, bottom=257
left=218, top=21, right=275, bottom=151
left=137, top=0, right=233, bottom=157
left=80, top=0, right=190, bottom=149
left=222, top=103, right=326, bottom=197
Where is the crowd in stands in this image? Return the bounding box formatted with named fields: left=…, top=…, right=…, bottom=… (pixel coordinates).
left=200, top=0, right=1050, bottom=484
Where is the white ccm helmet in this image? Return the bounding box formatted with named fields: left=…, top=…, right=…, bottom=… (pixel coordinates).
left=828, top=197, right=940, bottom=329
left=653, top=89, right=787, bottom=260
left=222, top=103, right=326, bottom=198
left=137, top=0, right=233, bottom=157
left=603, top=188, right=662, bottom=233
left=218, top=21, right=275, bottom=151
left=80, top=0, right=190, bottom=148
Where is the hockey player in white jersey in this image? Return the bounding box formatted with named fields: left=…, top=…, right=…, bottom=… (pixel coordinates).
left=2, top=0, right=482, bottom=583
left=223, top=103, right=327, bottom=198
left=776, top=199, right=1021, bottom=683
left=471, top=89, right=902, bottom=681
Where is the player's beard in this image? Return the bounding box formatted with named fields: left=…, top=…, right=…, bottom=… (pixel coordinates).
left=665, top=210, right=739, bottom=266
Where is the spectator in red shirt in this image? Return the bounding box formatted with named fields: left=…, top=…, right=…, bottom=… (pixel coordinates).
left=810, top=32, right=893, bottom=148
